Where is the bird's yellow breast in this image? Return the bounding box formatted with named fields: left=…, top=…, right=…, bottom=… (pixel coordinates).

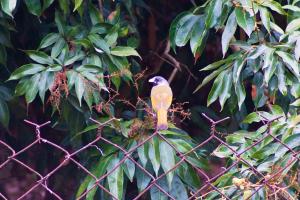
left=150, top=84, right=173, bottom=111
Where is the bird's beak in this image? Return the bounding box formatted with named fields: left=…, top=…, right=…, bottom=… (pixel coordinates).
left=149, top=77, right=155, bottom=83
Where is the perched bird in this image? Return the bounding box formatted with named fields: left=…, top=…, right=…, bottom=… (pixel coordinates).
left=149, top=76, right=173, bottom=130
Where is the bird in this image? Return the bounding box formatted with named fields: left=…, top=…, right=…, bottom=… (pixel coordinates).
left=149, top=76, right=173, bottom=130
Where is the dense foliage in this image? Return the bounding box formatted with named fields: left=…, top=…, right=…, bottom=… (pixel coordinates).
left=1, top=0, right=300, bottom=199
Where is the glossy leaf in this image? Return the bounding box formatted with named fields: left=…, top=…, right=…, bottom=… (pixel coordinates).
left=175, top=14, right=200, bottom=47
left=110, top=46, right=141, bottom=58
left=190, top=15, right=206, bottom=55
left=276, top=51, right=299, bottom=76
left=261, top=0, right=286, bottom=15
left=219, top=70, right=232, bottom=110
left=169, top=11, right=189, bottom=51
left=75, top=75, right=85, bottom=106
left=107, top=157, right=124, bottom=200
left=159, top=141, right=175, bottom=188
left=221, top=11, right=237, bottom=56
left=25, top=73, right=41, bottom=103
left=8, top=64, right=46, bottom=80
left=39, top=33, right=60, bottom=49
left=275, top=134, right=300, bottom=158
left=150, top=178, right=168, bottom=200
left=207, top=70, right=226, bottom=106
left=259, top=7, right=270, bottom=33
left=73, top=0, right=83, bottom=11
left=25, top=50, right=54, bottom=65
left=24, top=0, right=42, bottom=16
left=286, top=18, right=300, bottom=33
left=1, top=0, right=17, bottom=17
left=205, top=0, right=222, bottom=28
left=235, top=7, right=254, bottom=37
left=51, top=38, right=66, bottom=58
left=148, top=137, right=160, bottom=176
left=235, top=79, right=246, bottom=109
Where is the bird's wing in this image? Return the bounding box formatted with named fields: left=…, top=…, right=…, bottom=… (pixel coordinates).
left=151, top=85, right=173, bottom=111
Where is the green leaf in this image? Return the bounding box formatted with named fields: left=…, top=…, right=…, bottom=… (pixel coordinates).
left=235, top=7, right=254, bottom=37
left=110, top=46, right=140, bottom=58
left=169, top=11, right=189, bottom=51
left=232, top=57, right=246, bottom=84
left=136, top=166, right=151, bottom=192
left=25, top=73, right=41, bottom=103
left=201, top=53, right=238, bottom=71
left=39, top=33, right=60, bottom=49
left=264, top=55, right=277, bottom=84
left=207, top=70, right=226, bottom=106
left=222, top=11, right=237, bottom=56
left=122, top=157, right=135, bottom=182
left=243, top=112, right=261, bottom=124
left=291, top=83, right=300, bottom=98
left=295, top=39, right=300, bottom=61
left=276, top=62, right=287, bottom=95
left=64, top=53, right=85, bottom=66
left=76, top=155, right=113, bottom=198
left=137, top=142, right=149, bottom=167
left=170, top=176, right=188, bottom=200
left=275, top=134, right=300, bottom=158
left=190, top=15, right=206, bottom=55
left=73, top=0, right=83, bottom=11
left=262, top=47, right=275, bottom=70
left=270, top=22, right=284, bottom=35
left=1, top=0, right=17, bottom=17
left=159, top=141, right=175, bottom=188
left=291, top=99, right=300, bottom=106
left=286, top=18, right=300, bottom=33
left=168, top=138, right=193, bottom=154
left=194, top=64, right=230, bottom=93
left=282, top=5, right=300, bottom=12
left=213, top=145, right=236, bottom=158
left=67, top=70, right=77, bottom=90
left=0, top=98, right=9, bottom=127
left=276, top=51, right=299, bottom=76
left=105, top=31, right=118, bottom=47
left=175, top=14, right=200, bottom=47
left=248, top=44, right=267, bottom=59
left=8, top=64, right=46, bottom=80
left=75, top=75, right=85, bottom=106
left=150, top=178, right=168, bottom=200
left=235, top=79, right=246, bottom=109
left=148, top=137, right=160, bottom=176
left=51, top=38, right=66, bottom=58
left=42, top=0, right=55, bottom=11
left=261, top=0, right=286, bottom=15
left=24, top=0, right=42, bottom=16
left=259, top=7, right=270, bottom=33
left=107, top=157, right=124, bottom=200
left=15, top=78, right=31, bottom=96
left=219, top=70, right=232, bottom=110
left=25, top=50, right=54, bottom=65
left=205, top=0, right=223, bottom=28
left=88, top=34, right=110, bottom=53
left=38, top=71, right=53, bottom=104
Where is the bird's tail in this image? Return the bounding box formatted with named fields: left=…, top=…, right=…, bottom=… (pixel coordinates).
left=157, top=109, right=168, bottom=130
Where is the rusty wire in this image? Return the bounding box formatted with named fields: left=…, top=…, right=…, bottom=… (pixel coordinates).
left=0, top=113, right=299, bottom=200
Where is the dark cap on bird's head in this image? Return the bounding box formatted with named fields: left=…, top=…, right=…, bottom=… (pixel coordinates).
left=149, top=76, right=169, bottom=86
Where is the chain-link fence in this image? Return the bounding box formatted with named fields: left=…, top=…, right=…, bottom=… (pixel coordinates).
left=0, top=113, right=299, bottom=200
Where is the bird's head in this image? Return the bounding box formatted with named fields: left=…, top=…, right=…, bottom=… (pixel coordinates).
left=148, top=76, right=169, bottom=86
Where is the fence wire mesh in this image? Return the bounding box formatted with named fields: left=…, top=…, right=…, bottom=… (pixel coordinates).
left=0, top=113, right=299, bottom=200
